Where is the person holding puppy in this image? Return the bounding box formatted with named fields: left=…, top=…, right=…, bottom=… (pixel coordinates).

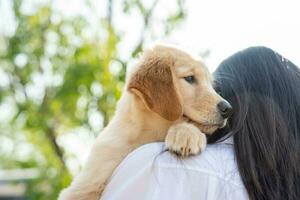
left=100, top=46, right=300, bottom=200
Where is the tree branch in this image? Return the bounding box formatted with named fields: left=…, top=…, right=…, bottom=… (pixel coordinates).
left=46, top=126, right=68, bottom=171
left=41, top=90, right=68, bottom=172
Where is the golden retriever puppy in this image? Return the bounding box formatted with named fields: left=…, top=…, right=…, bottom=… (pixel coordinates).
left=58, top=45, right=232, bottom=200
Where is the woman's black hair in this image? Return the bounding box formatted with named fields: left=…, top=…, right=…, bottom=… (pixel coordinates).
left=208, top=47, right=300, bottom=200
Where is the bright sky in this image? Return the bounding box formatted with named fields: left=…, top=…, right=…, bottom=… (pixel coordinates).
left=165, top=0, right=300, bottom=71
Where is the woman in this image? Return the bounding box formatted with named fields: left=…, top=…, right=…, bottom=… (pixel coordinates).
left=100, top=47, right=300, bottom=200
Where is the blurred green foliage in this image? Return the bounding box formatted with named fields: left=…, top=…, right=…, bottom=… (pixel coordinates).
left=0, top=0, right=185, bottom=199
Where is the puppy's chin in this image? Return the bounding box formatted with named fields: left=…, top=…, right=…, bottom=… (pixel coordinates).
left=193, top=123, right=219, bottom=134
left=183, top=115, right=227, bottom=134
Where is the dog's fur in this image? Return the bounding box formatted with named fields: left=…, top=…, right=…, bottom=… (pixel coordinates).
left=58, top=45, right=228, bottom=200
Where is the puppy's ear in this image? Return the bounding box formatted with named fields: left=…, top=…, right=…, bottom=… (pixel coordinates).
left=128, top=54, right=182, bottom=121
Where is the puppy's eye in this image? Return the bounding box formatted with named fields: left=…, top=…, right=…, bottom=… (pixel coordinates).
left=184, top=76, right=196, bottom=84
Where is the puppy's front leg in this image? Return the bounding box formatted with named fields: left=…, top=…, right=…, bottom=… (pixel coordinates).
left=58, top=137, right=133, bottom=200
left=165, top=122, right=207, bottom=157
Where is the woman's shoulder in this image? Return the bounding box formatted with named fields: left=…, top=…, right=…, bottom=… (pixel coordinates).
left=116, top=140, right=242, bottom=186
left=102, top=140, right=247, bottom=200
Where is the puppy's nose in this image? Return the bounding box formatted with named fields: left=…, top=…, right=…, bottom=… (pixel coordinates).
left=217, top=101, right=232, bottom=118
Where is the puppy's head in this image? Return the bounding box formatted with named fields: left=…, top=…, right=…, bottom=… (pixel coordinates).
left=128, top=45, right=232, bottom=134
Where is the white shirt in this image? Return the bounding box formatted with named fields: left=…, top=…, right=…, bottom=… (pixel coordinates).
left=101, top=139, right=248, bottom=200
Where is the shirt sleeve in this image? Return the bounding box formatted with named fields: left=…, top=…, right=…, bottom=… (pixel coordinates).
left=100, top=143, right=247, bottom=200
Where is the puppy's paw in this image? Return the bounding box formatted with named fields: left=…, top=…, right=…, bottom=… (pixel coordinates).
left=165, top=122, right=206, bottom=157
